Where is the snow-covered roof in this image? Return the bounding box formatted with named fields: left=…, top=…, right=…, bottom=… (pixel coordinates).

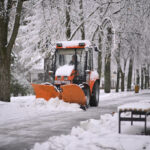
left=56, top=40, right=91, bottom=49
left=118, top=102, right=150, bottom=112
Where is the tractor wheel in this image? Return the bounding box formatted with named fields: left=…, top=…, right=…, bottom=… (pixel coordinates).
left=82, top=86, right=90, bottom=107
left=90, top=81, right=99, bottom=107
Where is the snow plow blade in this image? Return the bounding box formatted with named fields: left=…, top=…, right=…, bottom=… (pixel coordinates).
left=61, top=84, right=86, bottom=105
left=32, top=84, right=59, bottom=101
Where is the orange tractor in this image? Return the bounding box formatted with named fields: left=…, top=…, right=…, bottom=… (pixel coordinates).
left=32, top=40, right=100, bottom=107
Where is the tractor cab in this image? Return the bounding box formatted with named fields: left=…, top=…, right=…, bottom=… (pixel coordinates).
left=53, top=40, right=94, bottom=85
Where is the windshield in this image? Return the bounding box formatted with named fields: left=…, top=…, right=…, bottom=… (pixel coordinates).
left=55, top=49, right=85, bottom=76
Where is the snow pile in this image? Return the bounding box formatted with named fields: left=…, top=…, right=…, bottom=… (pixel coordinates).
left=31, top=97, right=81, bottom=112
left=0, top=96, right=81, bottom=124
left=90, top=70, right=99, bottom=80
left=31, top=113, right=150, bottom=150
left=10, top=96, right=81, bottom=112
left=55, top=65, right=74, bottom=76
left=58, top=40, right=91, bottom=48
left=118, top=102, right=150, bottom=112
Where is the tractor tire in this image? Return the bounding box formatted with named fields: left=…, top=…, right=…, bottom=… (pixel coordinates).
left=82, top=86, right=90, bottom=107
left=90, top=81, right=99, bottom=107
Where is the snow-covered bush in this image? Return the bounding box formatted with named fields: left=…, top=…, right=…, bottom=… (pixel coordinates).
left=10, top=75, right=30, bottom=96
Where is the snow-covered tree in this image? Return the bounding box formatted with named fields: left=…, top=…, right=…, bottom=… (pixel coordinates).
left=0, top=0, right=26, bottom=102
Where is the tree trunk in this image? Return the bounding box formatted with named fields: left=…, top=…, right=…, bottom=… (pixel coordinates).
left=98, top=34, right=102, bottom=86
left=141, top=67, right=144, bottom=89
left=104, top=54, right=111, bottom=93
left=148, top=65, right=150, bottom=88
left=121, top=71, right=125, bottom=91
left=0, top=8, right=10, bottom=101
left=127, top=58, right=133, bottom=91
left=65, top=0, right=71, bottom=40
left=79, top=0, right=85, bottom=40
left=104, top=28, right=112, bottom=93
left=44, top=56, right=51, bottom=82
left=116, top=65, right=120, bottom=92
left=0, top=55, right=11, bottom=102
left=145, top=68, right=148, bottom=89
left=0, top=0, right=24, bottom=102
left=116, top=42, right=121, bottom=92
left=136, top=69, right=140, bottom=85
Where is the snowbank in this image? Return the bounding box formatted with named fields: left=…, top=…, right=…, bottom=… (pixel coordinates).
left=99, top=89, right=150, bottom=102
left=31, top=113, right=150, bottom=150
left=55, top=65, right=74, bottom=76
left=0, top=96, right=81, bottom=124
left=33, top=97, right=81, bottom=112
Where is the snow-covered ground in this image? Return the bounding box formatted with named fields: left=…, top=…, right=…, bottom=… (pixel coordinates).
left=0, top=90, right=150, bottom=150
left=0, top=96, right=81, bottom=125
left=0, top=89, right=148, bottom=125
left=32, top=113, right=150, bottom=150
left=31, top=90, right=150, bottom=150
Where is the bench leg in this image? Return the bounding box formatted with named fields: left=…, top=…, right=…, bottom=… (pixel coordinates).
left=145, top=115, right=147, bottom=135
left=119, top=111, right=121, bottom=133
left=131, top=111, right=133, bottom=125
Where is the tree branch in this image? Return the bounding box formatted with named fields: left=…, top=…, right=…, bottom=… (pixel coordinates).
left=7, top=0, right=23, bottom=54
left=69, top=6, right=100, bottom=40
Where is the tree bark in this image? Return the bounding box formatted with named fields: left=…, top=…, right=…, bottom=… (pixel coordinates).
left=127, top=58, right=133, bottom=91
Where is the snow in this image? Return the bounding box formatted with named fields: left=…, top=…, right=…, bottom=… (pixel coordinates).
left=30, top=90, right=150, bottom=150
left=55, top=65, right=74, bottom=76
left=32, top=59, right=44, bottom=71
left=0, top=96, right=81, bottom=124
left=0, top=90, right=150, bottom=150
left=57, top=40, right=91, bottom=48
left=31, top=113, right=150, bottom=150
left=118, top=102, right=150, bottom=112
left=99, top=89, right=149, bottom=102
left=90, top=70, right=99, bottom=80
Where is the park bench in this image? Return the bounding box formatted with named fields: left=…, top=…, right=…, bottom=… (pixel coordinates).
left=118, top=103, right=150, bottom=135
